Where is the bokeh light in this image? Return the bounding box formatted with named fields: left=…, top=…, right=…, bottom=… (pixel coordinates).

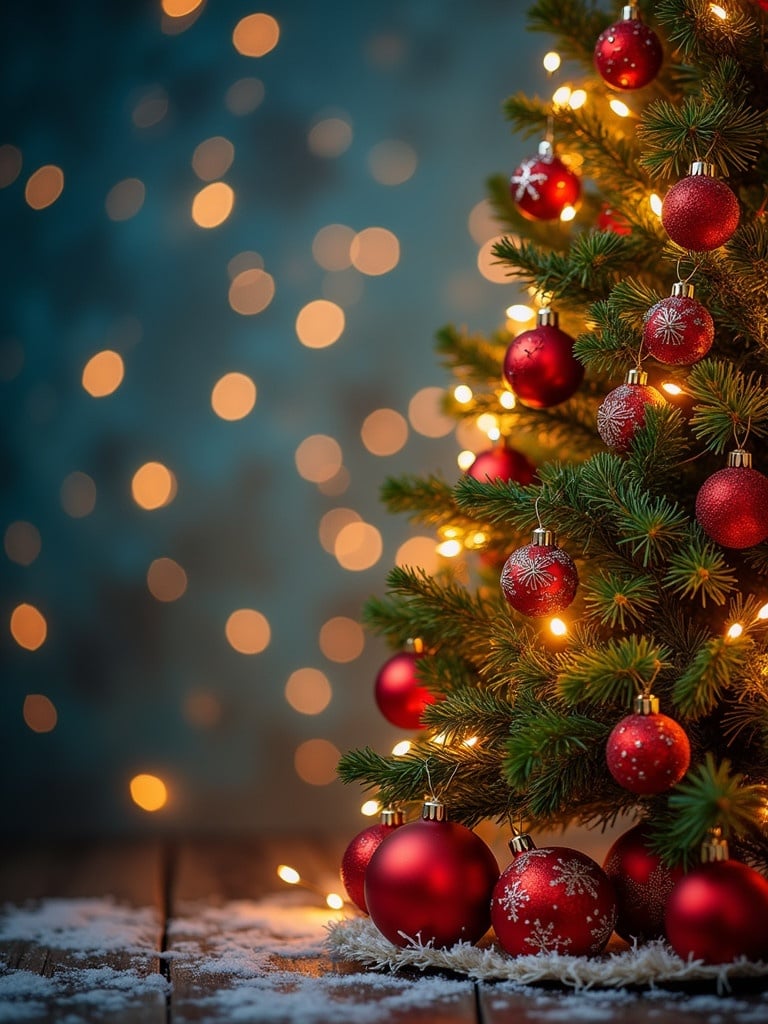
left=192, top=136, right=235, bottom=181
left=147, top=558, right=188, bottom=602
left=477, top=235, right=510, bottom=283
left=360, top=408, right=408, bottom=455
left=312, top=224, right=355, bottom=271
left=467, top=198, right=500, bottom=244
left=81, top=350, right=125, bottom=397
left=25, top=165, right=64, bottom=210
left=293, top=738, right=340, bottom=785
left=225, top=77, right=265, bottom=115
left=129, top=774, right=168, bottom=812
left=350, top=227, right=400, bottom=276
left=192, top=182, right=235, bottom=228
left=318, top=507, right=362, bottom=553
left=319, top=616, right=365, bottom=663
left=211, top=372, right=257, bottom=420
left=4, top=521, right=41, bottom=566
left=132, top=88, right=169, bottom=128
left=394, top=536, right=441, bottom=574
left=285, top=667, right=333, bottom=715
left=105, top=178, right=145, bottom=221
left=23, top=694, right=58, bottom=733
left=131, top=462, right=176, bottom=510
left=162, top=0, right=204, bottom=15
left=408, top=386, right=454, bottom=437
left=10, top=603, right=47, bottom=651
left=333, top=521, right=383, bottom=571
left=295, top=434, right=343, bottom=484
left=232, top=13, right=280, bottom=57
left=225, top=608, right=271, bottom=654
left=295, top=299, right=345, bottom=348
left=228, top=268, right=275, bottom=315
left=308, top=116, right=353, bottom=158
left=60, top=471, right=97, bottom=518
left=368, top=140, right=417, bottom=185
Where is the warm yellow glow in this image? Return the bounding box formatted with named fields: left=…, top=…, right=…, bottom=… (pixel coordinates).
left=296, top=299, right=345, bottom=348
left=211, top=372, right=257, bottom=420
left=506, top=303, right=535, bottom=322
left=319, top=616, right=365, bottom=663
left=431, top=732, right=448, bottom=746
left=569, top=90, right=587, bottom=110
left=552, top=85, right=571, bottom=107
left=25, top=165, right=64, bottom=210
left=326, top=893, right=344, bottom=910
left=318, top=508, right=361, bottom=554
left=192, top=136, right=235, bottom=181
left=295, top=433, right=343, bottom=484
left=392, top=740, right=412, bottom=757
left=394, top=536, right=441, bottom=574
left=162, top=0, right=203, bottom=15
left=467, top=199, right=501, bottom=245
left=312, top=223, right=355, bottom=270
left=457, top=450, right=476, bottom=471
left=23, top=694, right=57, bottom=733
left=550, top=617, right=568, bottom=637
left=757, top=603, right=768, bottom=621
left=82, top=350, right=124, bottom=397
left=368, top=139, right=417, bottom=185
left=560, top=204, right=577, bottom=222
left=147, top=558, right=188, bottom=602
left=285, top=668, right=332, bottom=715
left=131, top=462, right=175, bottom=510
left=277, top=865, right=301, bottom=885
left=308, top=117, right=353, bottom=158
left=709, top=3, right=727, bottom=18
left=294, top=738, right=341, bottom=785
left=129, top=774, right=168, bottom=812
left=468, top=531, right=487, bottom=547
left=464, top=736, right=479, bottom=747
left=228, top=268, right=275, bottom=316
left=4, top=521, right=41, bottom=566
left=436, top=539, right=462, bottom=558
left=662, top=382, right=684, bottom=396
left=454, top=384, right=473, bottom=404
left=610, top=99, right=631, bottom=118
left=408, top=386, right=454, bottom=438
left=233, top=13, right=280, bottom=57
left=334, top=521, right=383, bottom=571
left=476, top=413, right=499, bottom=436
left=361, top=799, right=380, bottom=816
left=361, top=408, right=408, bottom=456
left=225, top=608, right=271, bottom=654
left=499, top=390, right=516, bottom=410
left=477, top=235, right=511, bottom=284
left=191, top=182, right=234, bottom=228
left=10, top=603, right=47, bottom=651
left=650, top=193, right=663, bottom=217
left=105, top=178, right=145, bottom=221
left=543, top=51, right=561, bottom=73
left=727, top=622, right=744, bottom=639
left=350, top=227, right=400, bottom=276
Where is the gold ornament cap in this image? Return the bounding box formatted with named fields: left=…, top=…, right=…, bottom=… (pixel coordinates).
left=689, top=161, right=716, bottom=178
left=536, top=307, right=559, bottom=328
left=727, top=449, right=752, bottom=469
left=509, top=832, right=537, bottom=856
left=671, top=281, right=695, bottom=299
left=626, top=367, right=648, bottom=386
left=380, top=808, right=405, bottom=827
left=701, top=828, right=729, bottom=863
left=531, top=526, right=555, bottom=546
left=404, top=637, right=425, bottom=655
left=634, top=693, right=660, bottom=715
left=421, top=798, right=447, bottom=822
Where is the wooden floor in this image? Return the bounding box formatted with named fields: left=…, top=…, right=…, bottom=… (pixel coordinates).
left=1, top=837, right=766, bottom=1023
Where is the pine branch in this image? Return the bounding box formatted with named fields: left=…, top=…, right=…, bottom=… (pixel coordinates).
left=524, top=0, right=610, bottom=65
left=686, top=358, right=768, bottom=453
left=673, top=630, right=754, bottom=718
left=557, top=635, right=672, bottom=707
left=435, top=324, right=505, bottom=382
left=582, top=571, right=660, bottom=630
left=652, top=1, right=763, bottom=72
left=379, top=474, right=464, bottom=527
left=663, top=534, right=738, bottom=607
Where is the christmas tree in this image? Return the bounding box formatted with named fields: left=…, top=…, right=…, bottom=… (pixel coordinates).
left=337, top=0, right=768, bottom=966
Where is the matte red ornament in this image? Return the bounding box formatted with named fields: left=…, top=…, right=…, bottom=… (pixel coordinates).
left=597, top=368, right=666, bottom=454
left=340, top=808, right=405, bottom=914
left=597, top=203, right=631, bottom=235
left=503, top=308, right=584, bottom=409
left=365, top=800, right=499, bottom=948
left=501, top=527, right=578, bottom=618
left=603, top=822, right=685, bottom=941
left=695, top=450, right=768, bottom=550
left=642, top=282, right=714, bottom=365
left=491, top=833, right=617, bottom=957
left=374, top=649, right=434, bottom=730
left=594, top=8, right=663, bottom=90
left=510, top=140, right=581, bottom=222
left=466, top=445, right=537, bottom=486
left=606, top=695, right=690, bottom=795
left=662, top=162, right=740, bottom=252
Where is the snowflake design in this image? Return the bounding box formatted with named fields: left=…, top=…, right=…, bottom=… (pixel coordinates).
left=524, top=918, right=573, bottom=954
left=597, top=387, right=636, bottom=448
left=651, top=305, right=686, bottom=346
left=510, top=158, right=549, bottom=202
left=548, top=857, right=601, bottom=899
left=496, top=880, right=530, bottom=923
left=589, top=907, right=617, bottom=949
left=513, top=551, right=555, bottom=591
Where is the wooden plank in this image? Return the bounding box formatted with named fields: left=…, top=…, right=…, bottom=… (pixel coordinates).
left=0, top=840, right=167, bottom=1024
left=168, top=836, right=479, bottom=1023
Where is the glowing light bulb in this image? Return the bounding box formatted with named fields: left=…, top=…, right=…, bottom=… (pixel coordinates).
left=568, top=90, right=587, bottom=110
left=326, top=893, right=344, bottom=910
left=543, top=51, right=561, bottom=73
left=661, top=382, right=683, bottom=396
left=431, top=732, right=448, bottom=746
left=454, top=384, right=473, bottom=404
left=437, top=539, right=462, bottom=558
left=560, top=204, right=577, bottom=222
left=457, top=450, right=476, bottom=471
left=609, top=99, right=631, bottom=118
left=470, top=531, right=487, bottom=547
left=463, top=736, right=479, bottom=747
left=709, top=3, right=727, bottom=18
left=392, top=740, right=412, bottom=757
left=757, top=603, right=768, bottom=621
left=506, top=303, right=535, bottom=322
left=552, top=85, right=572, bottom=108
left=727, top=623, right=744, bottom=640
left=499, top=390, right=516, bottom=410
left=650, top=193, right=663, bottom=217
left=476, top=413, right=499, bottom=436
left=277, top=865, right=300, bottom=885
left=550, top=617, right=568, bottom=637
left=361, top=799, right=380, bottom=816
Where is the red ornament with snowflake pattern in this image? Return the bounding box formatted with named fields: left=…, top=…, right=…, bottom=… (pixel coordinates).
left=491, top=833, right=617, bottom=957
left=662, top=162, right=740, bottom=252
left=695, top=449, right=768, bottom=549
left=510, top=140, right=581, bottom=222
left=501, top=527, right=578, bottom=618
left=643, top=282, right=714, bottom=365
left=606, top=695, right=690, bottom=795
left=597, top=368, right=666, bottom=454
left=594, top=7, right=663, bottom=90
left=340, top=808, right=406, bottom=914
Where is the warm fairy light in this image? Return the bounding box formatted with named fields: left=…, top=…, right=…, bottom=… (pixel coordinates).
left=463, top=736, right=479, bottom=747
left=709, top=4, right=727, bottom=18
left=131, top=462, right=175, bottom=510
left=727, top=622, right=744, bottom=640
left=552, top=85, right=572, bottom=108
left=454, top=384, right=473, bottom=404
left=468, top=531, right=487, bottom=547
left=10, top=604, right=47, bottom=651
left=232, top=13, right=280, bottom=57
left=661, top=382, right=683, bottom=396
left=211, top=372, right=257, bottom=420
left=458, top=450, right=476, bottom=471
left=229, top=268, right=275, bottom=316
left=649, top=193, right=663, bottom=217
left=757, top=603, right=768, bottom=621
left=550, top=617, right=568, bottom=637
left=326, top=893, right=344, bottom=910
left=225, top=608, right=271, bottom=655
left=499, top=390, right=516, bottom=410
left=506, top=303, right=535, bottom=322
left=440, top=526, right=461, bottom=539
left=129, top=774, right=168, bottom=812
left=560, top=204, right=577, bottom=222
left=82, top=350, right=125, bottom=397
left=610, top=99, right=631, bottom=118
left=476, top=413, right=499, bottom=436
left=361, top=799, right=381, bottom=816
left=277, top=865, right=301, bottom=885
left=23, top=694, right=58, bottom=733
left=543, top=51, right=561, bottom=73
left=296, top=299, right=345, bottom=348
left=436, top=539, right=462, bottom=558
left=191, top=182, right=234, bottom=229
left=25, top=165, right=64, bottom=210
left=569, top=90, right=587, bottom=110
left=392, top=740, right=412, bottom=757
left=431, top=732, right=448, bottom=746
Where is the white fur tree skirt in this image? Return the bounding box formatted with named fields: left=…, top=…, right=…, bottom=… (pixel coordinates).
left=326, top=917, right=768, bottom=992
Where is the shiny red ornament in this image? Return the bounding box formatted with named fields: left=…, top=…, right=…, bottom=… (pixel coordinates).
left=603, top=822, right=685, bottom=941
left=374, top=650, right=434, bottom=730
left=503, top=308, right=584, bottom=409
left=365, top=801, right=499, bottom=948
left=597, top=203, right=631, bottom=235
left=466, top=445, right=537, bottom=486
left=606, top=696, right=690, bottom=795
left=666, top=859, right=768, bottom=964
left=510, top=141, right=581, bottom=222
left=491, top=834, right=617, bottom=957
left=594, top=10, right=663, bottom=90
left=695, top=451, right=768, bottom=549
left=597, top=369, right=666, bottom=454
left=642, top=283, right=714, bottom=365
left=501, top=527, right=578, bottom=618
left=340, top=809, right=405, bottom=914
left=662, top=163, right=740, bottom=252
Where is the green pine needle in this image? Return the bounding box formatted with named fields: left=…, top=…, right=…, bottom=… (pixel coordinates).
left=557, top=635, right=671, bottom=707
left=664, top=536, right=738, bottom=606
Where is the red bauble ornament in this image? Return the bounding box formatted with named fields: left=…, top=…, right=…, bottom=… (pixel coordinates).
left=594, top=8, right=663, bottom=90
left=606, top=695, right=690, bottom=795
left=503, top=308, right=584, bottom=409
left=374, top=649, right=434, bottom=730
left=603, top=822, right=685, bottom=942
left=510, top=140, right=581, bottom=222
left=365, top=800, right=499, bottom=948
left=501, top=526, right=578, bottom=618
left=491, top=833, right=617, bottom=957
left=597, top=368, right=666, bottom=454
left=662, top=162, right=740, bottom=252
left=340, top=808, right=405, bottom=914
left=466, top=445, right=537, bottom=486
left=597, top=203, right=631, bottom=235
left=695, top=450, right=768, bottom=550
left=643, top=282, right=714, bottom=365
left=665, top=834, right=768, bottom=964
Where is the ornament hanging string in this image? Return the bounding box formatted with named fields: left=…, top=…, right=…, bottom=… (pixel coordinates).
left=424, top=757, right=458, bottom=803
left=733, top=417, right=752, bottom=452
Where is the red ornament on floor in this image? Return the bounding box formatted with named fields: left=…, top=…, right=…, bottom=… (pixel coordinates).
left=365, top=799, right=499, bottom=949
left=510, top=140, right=581, bottom=222
left=642, top=282, right=714, bottom=365
left=374, top=648, right=435, bottom=730
left=695, top=449, right=768, bottom=549
left=340, top=808, right=405, bottom=914
left=501, top=526, right=578, bottom=618
left=597, top=368, right=666, bottom=453
left=662, top=162, right=740, bottom=251
left=665, top=832, right=768, bottom=964
left=594, top=7, right=663, bottom=90
left=606, top=695, right=690, bottom=795
left=466, top=445, right=537, bottom=486
left=503, top=308, right=584, bottom=409
left=491, top=833, right=617, bottom=957
left=603, top=822, right=685, bottom=941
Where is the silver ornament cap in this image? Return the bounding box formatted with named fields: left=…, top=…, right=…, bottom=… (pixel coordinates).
left=536, top=307, right=559, bottom=327
left=380, top=807, right=405, bottom=826
left=625, top=367, right=648, bottom=386
left=509, top=832, right=537, bottom=856
left=671, top=281, right=695, bottom=299
left=421, top=798, right=447, bottom=822
left=531, top=526, right=555, bottom=546
left=634, top=693, right=660, bottom=715
left=689, top=161, right=717, bottom=178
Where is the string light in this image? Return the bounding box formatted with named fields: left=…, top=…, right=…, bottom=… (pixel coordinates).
left=568, top=90, right=587, bottom=110
left=457, top=449, right=477, bottom=471
left=757, top=603, right=768, bottom=621
left=361, top=799, right=380, bottom=815
left=726, top=622, right=744, bottom=640
left=431, top=732, right=448, bottom=745
left=661, top=382, right=684, bottom=396
left=437, top=538, right=462, bottom=558
left=609, top=99, right=631, bottom=118
left=499, top=390, right=516, bottom=410
left=649, top=193, right=663, bottom=217
left=506, top=303, right=535, bottom=322
left=463, top=736, right=479, bottom=747
left=543, top=51, right=561, bottom=73
left=552, top=85, right=572, bottom=108
left=549, top=617, right=568, bottom=637
left=709, top=3, right=727, bottom=18
left=454, top=384, right=473, bottom=404
left=326, top=893, right=344, bottom=910
left=476, top=412, right=499, bottom=436
left=560, top=204, right=577, bottom=222
left=277, top=864, right=301, bottom=884
left=277, top=863, right=347, bottom=912
left=392, top=740, right=412, bottom=756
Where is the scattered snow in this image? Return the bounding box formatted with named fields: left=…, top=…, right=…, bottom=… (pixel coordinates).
left=0, top=897, right=159, bottom=955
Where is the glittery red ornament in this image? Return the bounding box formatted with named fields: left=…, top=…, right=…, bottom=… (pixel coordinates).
left=695, top=450, right=768, bottom=549
left=491, top=834, right=617, bottom=957
left=606, top=695, right=690, bottom=795
left=597, top=203, right=631, bottom=235
left=501, top=527, right=578, bottom=618
left=340, top=808, right=405, bottom=914
left=597, top=368, right=666, bottom=453
left=642, top=282, right=714, bottom=365
left=510, top=141, right=581, bottom=221
left=365, top=800, right=499, bottom=948
left=466, top=445, right=537, bottom=486
left=594, top=9, right=663, bottom=90
left=603, top=822, right=685, bottom=942
left=666, top=850, right=768, bottom=964
left=374, top=649, right=435, bottom=730
left=503, top=308, right=584, bottom=409
left=662, top=163, right=740, bottom=252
